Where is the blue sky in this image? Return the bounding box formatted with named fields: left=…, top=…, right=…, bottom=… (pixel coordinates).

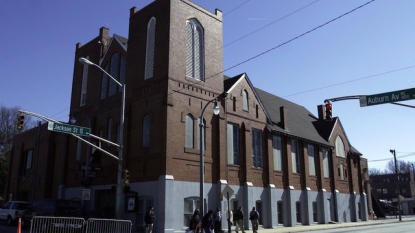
left=1, top=0, right=415, bottom=171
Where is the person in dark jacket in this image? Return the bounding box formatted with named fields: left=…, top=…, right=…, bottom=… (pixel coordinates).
left=144, top=206, right=156, bottom=233
left=213, top=207, right=222, bottom=233
left=189, top=209, right=201, bottom=233
left=249, top=207, right=260, bottom=233
left=234, top=206, right=245, bottom=233
left=202, top=210, right=214, bottom=233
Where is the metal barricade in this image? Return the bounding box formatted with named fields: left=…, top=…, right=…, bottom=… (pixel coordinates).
left=85, top=218, right=132, bottom=233
left=30, top=216, right=86, bottom=233
left=29, top=216, right=132, bottom=233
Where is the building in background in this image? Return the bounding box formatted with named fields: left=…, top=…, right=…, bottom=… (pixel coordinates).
left=370, top=172, right=415, bottom=215
left=8, top=0, right=372, bottom=232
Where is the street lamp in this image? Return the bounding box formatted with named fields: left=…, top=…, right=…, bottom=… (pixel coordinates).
left=79, top=57, right=126, bottom=219
left=390, top=149, right=402, bottom=221
left=199, top=98, right=220, bottom=217
left=70, top=110, right=92, bottom=185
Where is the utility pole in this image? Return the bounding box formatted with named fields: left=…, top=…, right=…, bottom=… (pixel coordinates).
left=390, top=149, right=402, bottom=221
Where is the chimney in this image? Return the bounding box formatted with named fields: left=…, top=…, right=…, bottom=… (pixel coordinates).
left=317, top=105, right=325, bottom=120
left=280, top=106, right=288, bottom=131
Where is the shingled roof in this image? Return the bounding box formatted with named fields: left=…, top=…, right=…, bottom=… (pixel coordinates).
left=224, top=74, right=331, bottom=146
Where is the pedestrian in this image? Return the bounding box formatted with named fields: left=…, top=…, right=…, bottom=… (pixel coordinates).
left=144, top=206, right=156, bottom=233
left=189, top=209, right=201, bottom=233
left=213, top=207, right=222, bottom=233
left=249, top=207, right=259, bottom=233
left=227, top=208, right=233, bottom=233
left=202, top=210, right=214, bottom=233
left=234, top=206, right=245, bottom=233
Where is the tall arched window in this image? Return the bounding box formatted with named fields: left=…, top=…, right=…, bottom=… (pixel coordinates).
left=145, top=17, right=156, bottom=80
left=143, top=114, right=150, bottom=148
left=185, top=114, right=194, bottom=148
left=335, top=136, right=345, bottom=157
left=80, top=55, right=89, bottom=106
left=186, top=19, right=204, bottom=81
left=243, top=90, right=249, bottom=111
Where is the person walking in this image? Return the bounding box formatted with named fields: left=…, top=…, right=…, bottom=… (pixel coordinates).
left=213, top=207, right=222, bottom=233
left=202, top=210, right=214, bottom=233
left=234, top=206, right=245, bottom=233
left=189, top=209, right=201, bottom=233
left=144, top=206, right=156, bottom=233
left=249, top=207, right=260, bottom=233
left=227, top=208, right=233, bottom=233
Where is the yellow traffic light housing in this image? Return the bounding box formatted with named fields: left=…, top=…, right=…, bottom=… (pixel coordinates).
left=17, top=113, right=24, bottom=130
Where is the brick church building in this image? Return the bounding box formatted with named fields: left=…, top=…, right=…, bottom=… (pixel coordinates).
left=8, top=0, right=372, bottom=232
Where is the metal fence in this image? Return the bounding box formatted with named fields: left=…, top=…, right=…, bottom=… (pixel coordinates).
left=29, top=216, right=132, bottom=233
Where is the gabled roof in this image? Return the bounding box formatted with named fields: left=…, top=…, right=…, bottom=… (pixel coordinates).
left=224, top=73, right=273, bottom=123
left=224, top=74, right=330, bottom=146
left=255, top=88, right=330, bottom=146
left=99, top=34, right=128, bottom=65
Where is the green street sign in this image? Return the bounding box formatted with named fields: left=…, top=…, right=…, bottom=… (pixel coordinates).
left=359, top=88, right=415, bottom=107
left=48, top=122, right=90, bottom=136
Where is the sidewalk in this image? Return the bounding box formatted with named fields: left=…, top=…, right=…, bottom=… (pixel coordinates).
left=253, top=215, right=415, bottom=233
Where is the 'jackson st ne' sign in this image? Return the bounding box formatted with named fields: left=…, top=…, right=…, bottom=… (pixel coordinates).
left=359, top=87, right=415, bottom=107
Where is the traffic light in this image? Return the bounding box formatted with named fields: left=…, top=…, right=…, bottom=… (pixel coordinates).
left=17, top=112, right=24, bottom=130
left=124, top=169, right=130, bottom=184
left=325, top=102, right=332, bottom=121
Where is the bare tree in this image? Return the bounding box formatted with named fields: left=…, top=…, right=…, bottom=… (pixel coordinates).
left=0, top=106, right=33, bottom=198
left=369, top=168, right=385, bottom=176
left=385, top=159, right=413, bottom=174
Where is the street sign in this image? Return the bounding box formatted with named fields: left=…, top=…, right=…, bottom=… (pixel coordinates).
left=360, top=87, right=415, bottom=107
left=82, top=189, right=91, bottom=200
left=222, top=184, right=234, bottom=199
left=48, top=122, right=90, bottom=136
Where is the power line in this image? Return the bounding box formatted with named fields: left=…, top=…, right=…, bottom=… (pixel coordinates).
left=368, top=152, right=415, bottom=162
left=170, top=0, right=376, bottom=96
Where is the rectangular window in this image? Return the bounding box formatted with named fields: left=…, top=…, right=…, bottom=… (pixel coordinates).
left=227, top=123, right=239, bottom=165
left=277, top=201, right=283, bottom=224
left=308, top=144, right=316, bottom=176
left=291, top=139, right=300, bottom=173
left=107, top=118, right=113, bottom=147
left=80, top=59, right=89, bottom=106
left=322, top=147, right=329, bottom=178
left=340, top=164, right=344, bottom=180
left=296, top=201, right=301, bottom=223
left=26, top=149, right=33, bottom=170
left=312, top=202, right=317, bottom=222
left=273, top=135, right=282, bottom=171
left=382, top=188, right=387, bottom=194
left=185, top=115, right=194, bottom=148
left=252, top=128, right=262, bottom=168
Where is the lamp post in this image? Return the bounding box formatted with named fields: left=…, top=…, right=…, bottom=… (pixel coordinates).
left=390, top=149, right=402, bottom=221
left=70, top=110, right=92, bottom=184
left=79, top=57, right=126, bottom=219
left=199, top=98, right=220, bottom=218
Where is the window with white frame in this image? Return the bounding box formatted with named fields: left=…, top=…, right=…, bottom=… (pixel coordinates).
left=186, top=19, right=204, bottom=81
left=197, top=118, right=206, bottom=150
left=339, top=164, right=344, bottom=180
left=243, top=90, right=249, bottom=111
left=145, top=17, right=156, bottom=80
left=80, top=55, right=89, bottom=106
left=335, top=136, right=345, bottom=157
left=184, top=197, right=200, bottom=227
left=143, top=114, right=150, bottom=148
left=185, top=114, right=194, bottom=148
left=308, top=144, right=316, bottom=176
left=291, top=139, right=300, bottom=173
left=227, top=123, right=240, bottom=165
left=252, top=128, right=262, bottom=168
left=273, top=135, right=282, bottom=171
left=322, top=147, right=330, bottom=178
